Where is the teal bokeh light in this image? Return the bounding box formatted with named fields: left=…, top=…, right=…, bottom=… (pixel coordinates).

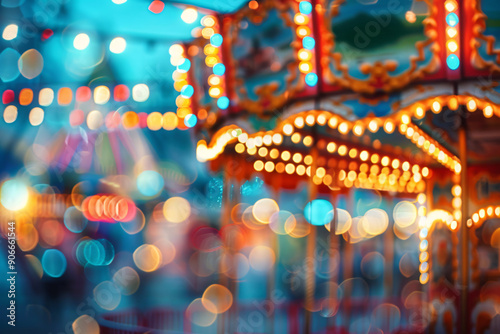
left=1, top=179, right=29, bottom=211
left=137, top=170, right=164, bottom=197
left=304, top=199, right=334, bottom=226
left=42, top=249, right=67, bottom=278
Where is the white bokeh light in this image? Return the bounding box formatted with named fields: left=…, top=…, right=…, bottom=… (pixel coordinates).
left=109, top=37, right=126, bottom=54
left=73, top=33, right=90, bottom=50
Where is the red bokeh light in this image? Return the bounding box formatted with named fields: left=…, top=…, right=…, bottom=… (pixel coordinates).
left=114, top=84, right=130, bottom=102
left=2, top=90, right=15, bottom=104
left=76, top=86, right=91, bottom=102
left=149, top=0, right=164, bottom=14
left=41, top=29, right=53, bottom=41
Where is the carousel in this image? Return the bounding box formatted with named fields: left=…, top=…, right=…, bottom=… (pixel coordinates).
left=1, top=0, right=500, bottom=333
left=192, top=0, right=500, bottom=333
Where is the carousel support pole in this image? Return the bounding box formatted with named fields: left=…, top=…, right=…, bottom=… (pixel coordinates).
left=328, top=193, right=338, bottom=328
left=268, top=229, right=277, bottom=334
left=343, top=189, right=354, bottom=329
left=304, top=223, right=317, bottom=334
left=229, top=179, right=241, bottom=334
left=268, top=177, right=281, bottom=334
left=458, top=117, right=469, bottom=334
left=383, top=196, right=394, bottom=296
left=304, top=147, right=319, bottom=334
left=218, top=164, right=232, bottom=334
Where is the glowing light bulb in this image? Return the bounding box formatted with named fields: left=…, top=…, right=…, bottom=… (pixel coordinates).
left=467, top=99, right=477, bottom=112
left=74, top=33, right=90, bottom=50
left=484, top=105, right=493, bottom=118
left=181, top=8, right=198, bottom=24
left=294, top=14, right=308, bottom=25
left=447, top=27, right=457, bottom=38
left=445, top=0, right=457, bottom=12
left=110, top=37, right=126, bottom=54
left=368, top=120, right=379, bottom=132
left=384, top=121, right=394, bottom=133
left=298, top=49, right=312, bottom=61
left=2, top=24, right=18, bottom=41
left=431, top=101, right=441, bottom=113
left=447, top=40, right=458, bottom=52
left=1, top=179, right=29, bottom=211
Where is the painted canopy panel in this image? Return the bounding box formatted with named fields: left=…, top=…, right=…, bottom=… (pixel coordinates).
left=224, top=0, right=305, bottom=115
left=464, top=0, right=500, bottom=75
left=320, top=0, right=441, bottom=94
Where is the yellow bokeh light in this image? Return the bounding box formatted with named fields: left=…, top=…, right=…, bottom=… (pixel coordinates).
left=368, top=120, right=379, bottom=132
left=447, top=40, right=458, bottom=52
left=272, top=133, right=283, bottom=144
left=338, top=122, right=349, bottom=134
left=209, top=86, right=222, bottom=98
left=445, top=0, right=457, bottom=12
left=329, top=117, right=338, bottom=128
left=186, top=298, right=217, bottom=327
left=113, top=266, right=140, bottom=295
left=3, top=105, right=17, bottom=123
left=484, top=105, right=493, bottom=118
left=94, top=85, right=110, bottom=105
left=283, top=124, right=293, bottom=135
left=297, top=26, right=310, bottom=38
left=208, top=74, right=221, bottom=86
left=17, top=223, right=38, bottom=252
left=204, top=44, right=218, bottom=56
left=264, top=161, right=275, bottom=172
left=163, top=197, right=191, bottom=223
left=254, top=160, right=264, bottom=171
left=163, top=112, right=178, bottom=130
left=87, top=110, right=103, bottom=130
left=294, top=13, right=309, bottom=25
left=467, top=99, right=477, bottom=112
left=147, top=112, right=163, bottom=131
left=201, top=15, right=216, bottom=28
left=202, top=284, right=233, bottom=314
left=252, top=198, right=279, bottom=224
left=298, top=49, right=312, bottom=61
left=205, top=56, right=219, bottom=67
left=133, top=244, right=162, bottom=272
left=249, top=246, right=275, bottom=271
left=235, top=143, right=245, bottom=153
left=176, top=96, right=191, bottom=108
left=29, top=107, right=44, bottom=126
left=2, top=24, right=18, bottom=41
left=393, top=201, right=417, bottom=228
left=431, top=101, right=441, bottom=113
left=452, top=185, right=461, bottom=197
left=353, top=124, right=364, bottom=136
left=72, top=315, right=99, bottom=334
left=169, top=44, right=184, bottom=56
left=384, top=120, right=394, bottom=133
left=201, top=27, right=215, bottom=39
left=363, top=209, right=389, bottom=236
left=299, top=61, right=312, bottom=73
left=327, top=142, right=336, bottom=153
left=338, top=145, right=347, bottom=156
left=39, top=88, right=54, bottom=106
left=281, top=150, right=291, bottom=161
